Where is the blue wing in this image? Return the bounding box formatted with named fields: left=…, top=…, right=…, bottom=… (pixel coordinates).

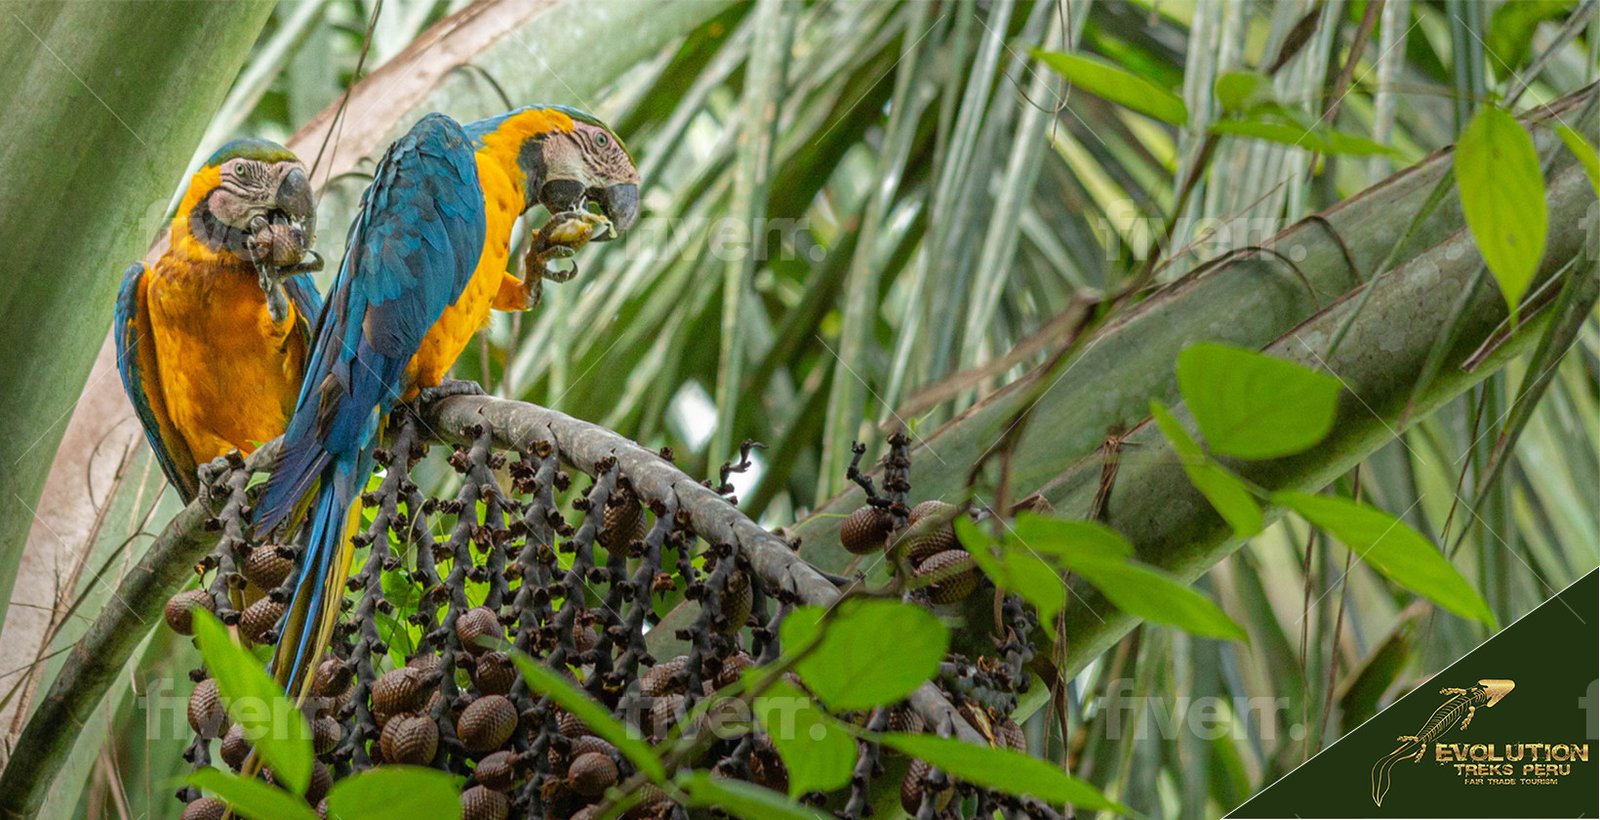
left=114, top=263, right=200, bottom=502
left=255, top=113, right=487, bottom=533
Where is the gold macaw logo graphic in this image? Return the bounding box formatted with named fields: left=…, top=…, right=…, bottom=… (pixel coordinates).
left=1370, top=679, right=1516, bottom=806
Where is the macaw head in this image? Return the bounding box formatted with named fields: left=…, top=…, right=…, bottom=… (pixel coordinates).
left=180, top=138, right=317, bottom=267
left=520, top=108, right=641, bottom=238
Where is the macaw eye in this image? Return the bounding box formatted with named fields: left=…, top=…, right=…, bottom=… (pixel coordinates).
left=595, top=133, right=610, bottom=147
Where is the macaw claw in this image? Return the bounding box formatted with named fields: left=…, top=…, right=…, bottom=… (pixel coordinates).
left=417, top=378, right=487, bottom=404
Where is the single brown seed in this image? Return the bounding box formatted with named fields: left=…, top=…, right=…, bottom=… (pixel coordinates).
left=886, top=704, right=926, bottom=734
left=472, top=652, right=517, bottom=696
left=997, top=718, right=1026, bottom=752
left=186, top=679, right=225, bottom=739
left=220, top=724, right=251, bottom=770
left=456, top=607, right=503, bottom=654
left=181, top=797, right=227, bottom=820
left=461, top=785, right=510, bottom=820
left=567, top=751, right=619, bottom=797
left=474, top=750, right=521, bottom=792
left=557, top=709, right=590, bottom=738
left=457, top=694, right=518, bottom=752
left=915, top=549, right=978, bottom=604
left=716, top=652, right=753, bottom=690
left=238, top=597, right=286, bottom=644
left=900, top=758, right=953, bottom=814
left=311, top=714, right=342, bottom=756
left=305, top=760, right=332, bottom=805
left=718, top=568, right=752, bottom=635
left=599, top=492, right=646, bottom=549
left=639, top=656, right=688, bottom=697
left=908, top=499, right=956, bottom=526
left=242, top=546, right=293, bottom=589
left=649, top=693, right=686, bottom=741
left=569, top=735, right=618, bottom=760
left=371, top=667, right=428, bottom=715
left=164, top=589, right=214, bottom=636
left=312, top=658, right=353, bottom=698
left=840, top=505, right=892, bottom=554
left=379, top=713, right=438, bottom=765
left=407, top=653, right=441, bottom=673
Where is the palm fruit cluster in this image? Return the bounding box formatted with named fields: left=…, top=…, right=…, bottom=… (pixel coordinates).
left=165, top=413, right=1050, bottom=818
left=165, top=416, right=795, bottom=819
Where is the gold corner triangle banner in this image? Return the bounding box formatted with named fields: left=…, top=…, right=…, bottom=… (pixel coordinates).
left=1228, top=569, right=1598, bottom=819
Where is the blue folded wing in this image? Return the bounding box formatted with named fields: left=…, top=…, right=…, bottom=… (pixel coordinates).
left=255, top=113, right=487, bottom=534
left=114, top=263, right=200, bottom=502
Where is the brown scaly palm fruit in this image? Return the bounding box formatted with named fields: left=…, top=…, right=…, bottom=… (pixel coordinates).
left=407, top=652, right=441, bottom=672
left=312, top=658, right=353, bottom=698
left=905, top=500, right=960, bottom=566
left=557, top=709, right=591, bottom=738
left=718, top=568, right=752, bottom=635
left=748, top=738, right=788, bottom=794
left=474, top=750, right=521, bottom=792
left=886, top=704, right=926, bottom=734
left=238, top=597, right=286, bottom=644
left=649, top=693, right=686, bottom=741
left=997, top=718, right=1026, bottom=751
left=164, top=589, right=214, bottom=636
left=456, top=607, right=503, bottom=655
left=621, top=784, right=673, bottom=818
left=599, top=492, right=646, bottom=549
left=915, top=549, right=978, bottom=604
left=379, top=713, right=439, bottom=765
left=571, top=613, right=598, bottom=653
left=473, top=651, right=518, bottom=696
left=186, top=679, right=225, bottom=739
left=242, top=546, right=294, bottom=589
left=840, top=505, right=893, bottom=554
left=219, top=724, right=251, bottom=770
left=567, top=751, right=619, bottom=797
left=716, top=652, right=753, bottom=690
left=305, top=760, right=333, bottom=805
left=639, top=656, right=688, bottom=697
left=181, top=797, right=227, bottom=820
left=371, top=666, right=429, bottom=715
left=458, top=694, right=518, bottom=752
left=311, top=714, right=342, bottom=756
left=461, top=785, right=511, bottom=820
left=901, top=758, right=954, bottom=814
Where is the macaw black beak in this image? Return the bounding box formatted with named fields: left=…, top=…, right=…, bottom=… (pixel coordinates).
left=600, top=183, right=639, bottom=237
left=275, top=166, right=317, bottom=241
left=539, top=178, right=586, bottom=215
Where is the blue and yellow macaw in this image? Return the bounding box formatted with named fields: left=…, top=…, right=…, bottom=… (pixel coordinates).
left=253, top=107, right=640, bottom=700
left=115, top=139, right=323, bottom=502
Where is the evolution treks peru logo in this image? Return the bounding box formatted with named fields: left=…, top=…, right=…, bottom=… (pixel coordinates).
left=1370, top=678, right=1591, bottom=806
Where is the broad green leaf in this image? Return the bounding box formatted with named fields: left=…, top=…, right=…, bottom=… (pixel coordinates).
left=1032, top=50, right=1188, bottom=125
left=779, top=599, right=947, bottom=711
left=877, top=733, right=1126, bottom=812
left=752, top=678, right=857, bottom=796
left=1277, top=492, right=1497, bottom=628
left=1455, top=104, right=1547, bottom=316
left=1214, top=70, right=1275, bottom=113
left=325, top=766, right=462, bottom=819
left=1210, top=117, right=1398, bottom=157
left=1150, top=400, right=1264, bottom=537
left=188, top=767, right=317, bottom=820
left=1008, top=515, right=1246, bottom=641
left=1176, top=342, right=1342, bottom=459
left=1009, top=516, right=1132, bottom=560
left=192, top=611, right=313, bottom=795
left=508, top=649, right=665, bottom=781
left=679, top=771, right=828, bottom=820
left=1065, top=553, right=1248, bottom=641
left=956, top=518, right=1067, bottom=626
left=1554, top=125, right=1600, bottom=197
